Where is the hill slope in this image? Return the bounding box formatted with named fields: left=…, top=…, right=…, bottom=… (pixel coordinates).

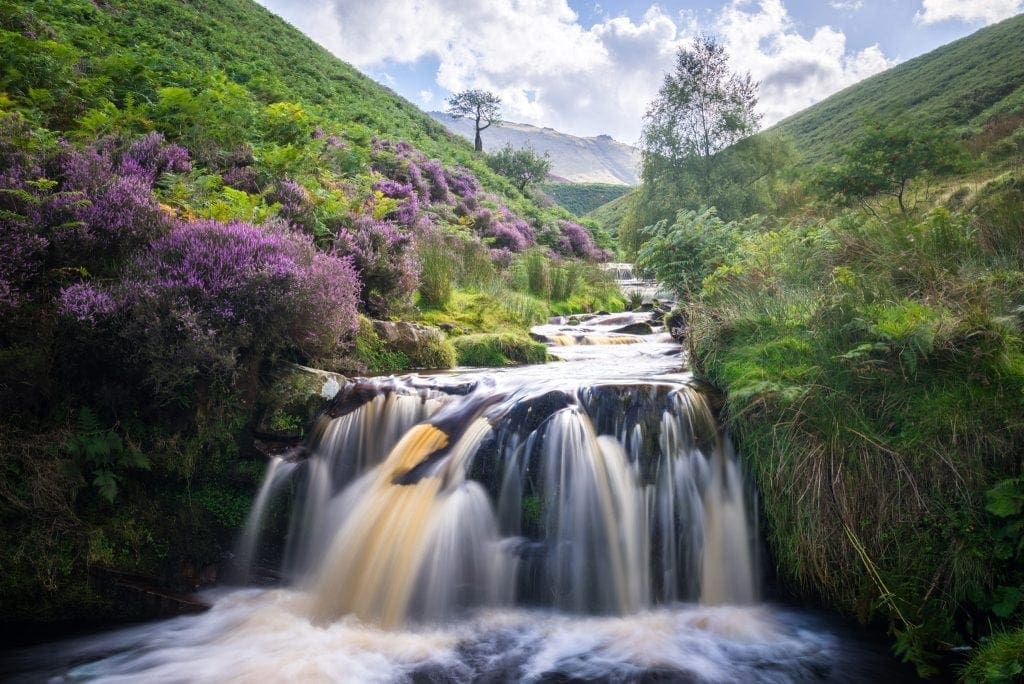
left=0, top=0, right=624, bottom=624
left=772, top=12, right=1024, bottom=163
left=431, top=112, right=641, bottom=185
left=2, top=0, right=532, bottom=195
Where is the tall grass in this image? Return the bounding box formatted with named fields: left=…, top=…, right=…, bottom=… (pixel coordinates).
left=686, top=177, right=1024, bottom=675
left=417, top=232, right=456, bottom=307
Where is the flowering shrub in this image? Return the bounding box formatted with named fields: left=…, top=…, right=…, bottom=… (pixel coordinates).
left=555, top=220, right=611, bottom=261
left=420, top=159, right=453, bottom=203
left=336, top=217, right=418, bottom=316
left=269, top=179, right=314, bottom=230
left=474, top=208, right=535, bottom=252
left=373, top=178, right=421, bottom=226
left=57, top=282, right=119, bottom=325
left=121, top=132, right=191, bottom=182
left=115, top=219, right=359, bottom=398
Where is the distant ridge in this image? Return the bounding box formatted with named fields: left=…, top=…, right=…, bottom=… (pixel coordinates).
left=430, top=112, right=640, bottom=185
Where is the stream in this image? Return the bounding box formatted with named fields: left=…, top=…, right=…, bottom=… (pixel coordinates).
left=2, top=306, right=912, bottom=682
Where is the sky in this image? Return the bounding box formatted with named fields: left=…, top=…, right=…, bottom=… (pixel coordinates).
left=254, top=0, right=1023, bottom=143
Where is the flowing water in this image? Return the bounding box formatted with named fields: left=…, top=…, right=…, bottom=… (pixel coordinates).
left=2, top=310, right=910, bottom=682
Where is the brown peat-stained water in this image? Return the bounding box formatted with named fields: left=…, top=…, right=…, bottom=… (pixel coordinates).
left=2, top=311, right=912, bottom=683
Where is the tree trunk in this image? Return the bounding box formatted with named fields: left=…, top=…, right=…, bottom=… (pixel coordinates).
left=474, top=129, right=483, bottom=152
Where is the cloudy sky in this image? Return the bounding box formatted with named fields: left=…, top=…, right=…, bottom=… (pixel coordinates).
left=254, top=0, right=1022, bottom=143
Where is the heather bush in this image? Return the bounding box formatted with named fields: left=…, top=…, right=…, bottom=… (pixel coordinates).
left=336, top=217, right=419, bottom=317
left=269, top=179, right=314, bottom=231
left=373, top=178, right=421, bottom=227
left=114, top=219, right=358, bottom=400
left=555, top=220, right=610, bottom=261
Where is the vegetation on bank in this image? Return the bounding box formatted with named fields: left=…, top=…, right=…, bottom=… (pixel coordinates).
left=0, top=0, right=618, bottom=622
left=627, top=29, right=1024, bottom=680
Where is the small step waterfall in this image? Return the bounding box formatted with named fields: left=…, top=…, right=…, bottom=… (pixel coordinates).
left=238, top=377, right=759, bottom=628
left=5, top=311, right=908, bottom=682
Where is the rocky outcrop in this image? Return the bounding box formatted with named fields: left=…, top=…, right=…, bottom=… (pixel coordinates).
left=370, top=320, right=457, bottom=369
left=611, top=322, right=654, bottom=336
left=256, top=363, right=347, bottom=441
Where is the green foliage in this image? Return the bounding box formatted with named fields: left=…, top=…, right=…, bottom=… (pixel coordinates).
left=352, top=316, right=410, bottom=373
left=773, top=14, right=1024, bottom=163
left=417, top=231, right=456, bottom=308
left=962, top=628, right=1024, bottom=684
left=679, top=194, right=1024, bottom=675
left=66, top=409, right=149, bottom=503
left=452, top=333, right=547, bottom=367
left=487, top=144, right=552, bottom=192
left=814, top=122, right=964, bottom=215
left=540, top=182, right=630, bottom=216
left=635, top=208, right=753, bottom=297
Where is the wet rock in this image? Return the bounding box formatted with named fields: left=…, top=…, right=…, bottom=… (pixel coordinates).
left=256, top=364, right=347, bottom=441
left=529, top=331, right=551, bottom=343
left=598, top=314, right=638, bottom=326
left=611, top=322, right=654, bottom=335
left=665, top=308, right=689, bottom=342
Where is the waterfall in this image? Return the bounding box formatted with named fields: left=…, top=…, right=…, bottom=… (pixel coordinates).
left=236, top=376, right=759, bottom=627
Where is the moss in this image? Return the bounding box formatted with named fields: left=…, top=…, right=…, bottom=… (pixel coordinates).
left=353, top=316, right=411, bottom=373
left=406, top=333, right=458, bottom=370
left=452, top=333, right=547, bottom=367
left=961, top=627, right=1024, bottom=683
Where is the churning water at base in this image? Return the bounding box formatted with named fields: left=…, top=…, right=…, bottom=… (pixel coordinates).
left=2, top=312, right=911, bottom=683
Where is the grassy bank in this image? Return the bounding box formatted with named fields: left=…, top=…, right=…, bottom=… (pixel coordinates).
left=665, top=178, right=1024, bottom=676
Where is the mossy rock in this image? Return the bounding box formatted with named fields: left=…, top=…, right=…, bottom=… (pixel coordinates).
left=370, top=320, right=457, bottom=370
left=257, top=364, right=347, bottom=440
left=452, top=333, right=547, bottom=367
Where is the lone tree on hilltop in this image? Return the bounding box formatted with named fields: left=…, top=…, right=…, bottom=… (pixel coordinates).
left=447, top=89, right=502, bottom=152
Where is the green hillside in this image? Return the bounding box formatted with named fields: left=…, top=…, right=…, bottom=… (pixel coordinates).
left=0, top=0, right=623, bottom=624
left=773, top=12, right=1024, bottom=163
left=0, top=0, right=552, bottom=208
left=540, top=181, right=630, bottom=216
left=585, top=189, right=636, bottom=238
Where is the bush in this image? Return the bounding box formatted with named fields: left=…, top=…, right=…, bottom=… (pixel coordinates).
left=336, top=217, right=419, bottom=317
left=961, top=628, right=1024, bottom=683
left=452, top=333, right=547, bottom=366
left=61, top=219, right=360, bottom=401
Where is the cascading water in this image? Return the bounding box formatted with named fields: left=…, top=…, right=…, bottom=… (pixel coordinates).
left=2, top=311, right=911, bottom=683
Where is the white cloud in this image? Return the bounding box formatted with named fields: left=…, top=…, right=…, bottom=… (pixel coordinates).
left=419, top=89, right=434, bottom=104
left=255, top=0, right=894, bottom=141
left=829, top=0, right=863, bottom=10
left=717, top=0, right=893, bottom=126
left=915, top=0, right=1022, bottom=25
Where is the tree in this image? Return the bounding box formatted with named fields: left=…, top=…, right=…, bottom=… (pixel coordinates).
left=640, top=35, right=761, bottom=203
left=486, top=144, right=551, bottom=192
left=623, top=35, right=780, bottom=256
left=446, top=89, right=501, bottom=152
left=814, top=123, right=964, bottom=215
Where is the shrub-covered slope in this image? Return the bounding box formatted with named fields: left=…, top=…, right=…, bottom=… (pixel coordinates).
left=540, top=182, right=630, bottom=216
left=772, top=12, right=1024, bottom=164
left=0, top=0, right=622, bottom=624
